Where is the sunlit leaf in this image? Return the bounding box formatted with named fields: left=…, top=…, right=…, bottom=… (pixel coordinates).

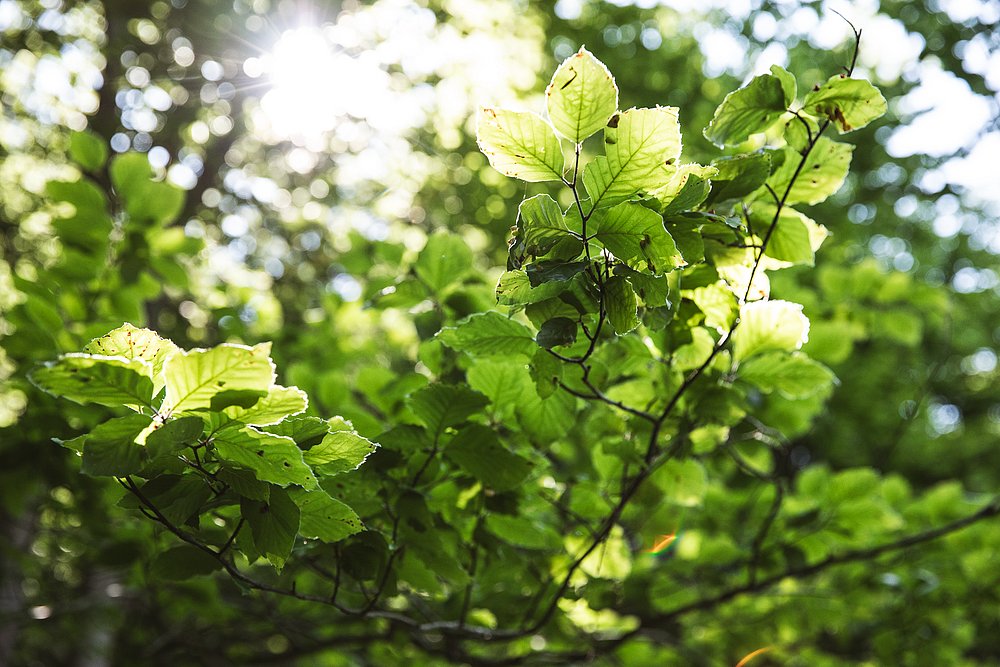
left=582, top=106, right=682, bottom=210
left=30, top=354, right=155, bottom=410
left=732, top=300, right=810, bottom=362
left=546, top=46, right=619, bottom=143
left=162, top=343, right=275, bottom=415
left=477, top=107, right=565, bottom=182
left=704, top=72, right=789, bottom=147
left=213, top=426, right=318, bottom=489
left=591, top=201, right=685, bottom=274
left=302, top=430, right=376, bottom=475
left=802, top=75, right=887, bottom=133
left=289, top=488, right=363, bottom=543
left=765, top=138, right=853, bottom=205
left=738, top=352, right=836, bottom=399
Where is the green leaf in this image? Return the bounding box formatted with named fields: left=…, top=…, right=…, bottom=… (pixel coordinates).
left=687, top=282, right=737, bottom=331
left=645, top=162, right=716, bottom=212
left=81, top=414, right=152, bottom=477
left=476, top=107, right=565, bottom=182
left=651, top=458, right=708, bottom=507
left=263, top=416, right=335, bottom=446
left=486, top=514, right=562, bottom=550
left=110, top=153, right=185, bottom=224
left=69, top=130, right=108, bottom=171
left=604, top=276, right=639, bottom=335
left=738, top=352, right=836, bottom=399
left=770, top=65, right=797, bottom=105
left=592, top=202, right=684, bottom=274
left=766, top=138, right=853, bottom=205
left=615, top=265, right=670, bottom=307
left=749, top=203, right=827, bottom=266
left=241, top=486, right=300, bottom=569
left=415, top=231, right=473, bottom=292
left=704, top=153, right=771, bottom=206
left=110, top=152, right=153, bottom=196
left=466, top=359, right=533, bottom=414
left=302, top=431, right=376, bottom=474
left=212, top=427, right=318, bottom=489
left=150, top=545, right=221, bottom=581
left=516, top=194, right=582, bottom=259
left=525, top=260, right=589, bottom=288
left=437, top=312, right=537, bottom=358
left=217, top=467, right=270, bottom=501
left=802, top=75, right=887, bottom=133
left=407, top=384, right=488, bottom=439
left=704, top=73, right=788, bottom=147
left=163, top=343, right=275, bottom=415
left=118, top=474, right=212, bottom=524
left=289, top=488, right=363, bottom=543
left=536, top=317, right=578, bottom=348
left=546, top=46, right=619, bottom=143
left=443, top=424, right=532, bottom=492
left=30, top=354, right=155, bottom=410
left=495, top=269, right=573, bottom=306
left=732, top=300, right=810, bottom=362
left=84, top=323, right=178, bottom=395
left=517, top=389, right=576, bottom=442
left=529, top=347, right=563, bottom=399
left=582, top=106, right=682, bottom=210
left=223, top=385, right=308, bottom=427
left=145, top=416, right=204, bottom=459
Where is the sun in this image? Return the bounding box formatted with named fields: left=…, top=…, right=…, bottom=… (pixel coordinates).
left=256, top=26, right=341, bottom=143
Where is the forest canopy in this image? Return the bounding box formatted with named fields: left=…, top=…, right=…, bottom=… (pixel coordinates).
left=1, top=1, right=999, bottom=665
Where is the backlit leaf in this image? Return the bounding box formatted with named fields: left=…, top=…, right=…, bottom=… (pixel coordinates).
left=546, top=46, right=619, bottom=143
left=732, top=300, right=810, bottom=362
left=477, top=108, right=565, bottom=182
left=163, top=343, right=275, bottom=415
left=582, top=106, right=682, bottom=210
left=437, top=312, right=537, bottom=358
left=704, top=73, right=788, bottom=147
left=802, top=75, right=887, bottom=133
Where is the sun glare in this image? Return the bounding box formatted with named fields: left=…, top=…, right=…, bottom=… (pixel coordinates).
left=255, top=24, right=395, bottom=147
left=257, top=27, right=340, bottom=143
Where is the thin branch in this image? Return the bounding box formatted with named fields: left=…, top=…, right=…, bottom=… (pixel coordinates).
left=656, top=497, right=1000, bottom=621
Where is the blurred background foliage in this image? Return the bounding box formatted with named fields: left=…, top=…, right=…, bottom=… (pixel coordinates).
left=1, top=0, right=998, bottom=664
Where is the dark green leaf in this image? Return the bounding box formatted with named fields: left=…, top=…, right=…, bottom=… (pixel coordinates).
left=150, top=545, right=221, bottom=581
left=30, top=354, right=155, bottom=409
left=536, top=317, right=578, bottom=348
left=407, top=384, right=489, bottom=438
left=81, top=414, right=152, bottom=477
left=146, top=416, right=204, bottom=460
left=592, top=202, right=684, bottom=274
left=443, top=424, right=532, bottom=492
left=241, top=486, right=300, bottom=569
left=704, top=153, right=771, bottom=205
left=525, top=260, right=589, bottom=287
left=604, top=276, right=640, bottom=335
